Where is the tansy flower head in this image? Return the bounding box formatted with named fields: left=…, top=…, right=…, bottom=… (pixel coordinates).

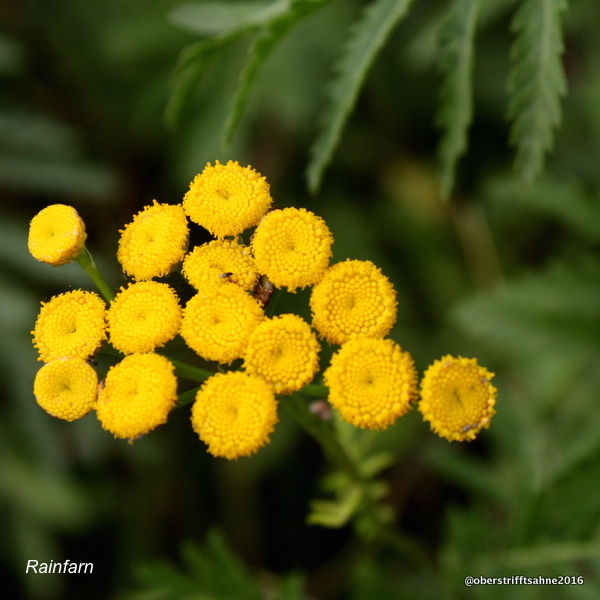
left=183, top=161, right=272, bottom=238
left=251, top=207, right=333, bottom=292
left=28, top=204, right=86, bottom=266
left=324, top=338, right=417, bottom=430
left=310, top=260, right=397, bottom=345
left=181, top=283, right=264, bottom=363
left=191, top=371, right=278, bottom=459
left=117, top=200, right=188, bottom=280
left=32, top=290, right=106, bottom=362
left=182, top=239, right=258, bottom=291
left=243, top=313, right=320, bottom=394
left=34, top=358, right=98, bottom=421
left=107, top=281, right=182, bottom=354
left=419, top=355, right=497, bottom=442
left=96, top=353, right=177, bottom=440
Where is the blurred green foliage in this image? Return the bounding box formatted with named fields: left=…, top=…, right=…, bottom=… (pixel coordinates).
left=3, top=0, right=600, bottom=598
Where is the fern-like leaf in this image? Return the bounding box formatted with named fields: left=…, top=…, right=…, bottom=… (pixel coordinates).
left=436, top=0, right=480, bottom=200
left=507, top=0, right=568, bottom=183
left=164, top=36, right=238, bottom=129
left=224, top=0, right=333, bottom=144
left=306, top=0, right=414, bottom=194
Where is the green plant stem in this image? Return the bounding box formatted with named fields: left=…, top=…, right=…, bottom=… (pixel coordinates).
left=299, top=382, right=328, bottom=397
left=75, top=248, right=115, bottom=302
left=176, top=386, right=201, bottom=408
left=168, top=357, right=213, bottom=383
left=265, top=286, right=283, bottom=318
left=284, top=393, right=362, bottom=482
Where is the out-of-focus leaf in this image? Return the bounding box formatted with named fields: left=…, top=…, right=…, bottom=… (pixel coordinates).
left=436, top=0, right=480, bottom=199
left=165, top=34, right=244, bottom=128
left=453, top=259, right=600, bottom=358
left=170, top=0, right=292, bottom=36
left=307, top=484, right=362, bottom=527
left=507, top=0, right=568, bottom=183
left=134, top=531, right=262, bottom=600
left=307, top=0, right=414, bottom=193
left=0, top=33, right=25, bottom=75
left=0, top=157, right=118, bottom=202
left=485, top=175, right=600, bottom=240
left=224, top=0, right=333, bottom=143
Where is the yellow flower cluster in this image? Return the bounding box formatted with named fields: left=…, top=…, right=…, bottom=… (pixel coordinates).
left=28, top=161, right=498, bottom=459
left=244, top=314, right=320, bottom=394
left=32, top=290, right=106, bottom=363
left=28, top=204, right=87, bottom=266
left=96, top=353, right=177, bottom=440
left=325, top=339, right=417, bottom=430
left=418, top=356, right=497, bottom=442
left=181, top=283, right=264, bottom=363
left=34, top=358, right=98, bottom=421
left=118, top=200, right=188, bottom=280
left=311, top=260, right=397, bottom=345
left=191, top=371, right=278, bottom=459
left=251, top=207, right=333, bottom=291
left=107, top=281, right=182, bottom=354
left=183, top=161, right=272, bottom=237
left=182, top=238, right=257, bottom=291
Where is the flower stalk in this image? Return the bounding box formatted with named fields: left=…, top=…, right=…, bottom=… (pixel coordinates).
left=76, top=248, right=115, bottom=302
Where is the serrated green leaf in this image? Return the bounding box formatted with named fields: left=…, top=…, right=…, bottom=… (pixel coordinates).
left=436, top=0, right=480, bottom=200
left=306, top=0, right=414, bottom=194
left=224, top=0, right=333, bottom=144
left=507, top=0, right=568, bottom=183
left=307, top=484, right=362, bottom=527
left=164, top=34, right=244, bottom=129
left=170, top=0, right=292, bottom=36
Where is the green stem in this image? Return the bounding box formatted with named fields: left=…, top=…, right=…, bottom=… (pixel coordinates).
left=176, top=386, right=200, bottom=408
left=299, top=382, right=328, bottom=398
left=167, top=357, right=213, bottom=384
left=284, top=393, right=362, bottom=482
left=100, top=345, right=213, bottom=384
left=76, top=248, right=115, bottom=302
left=265, top=287, right=283, bottom=318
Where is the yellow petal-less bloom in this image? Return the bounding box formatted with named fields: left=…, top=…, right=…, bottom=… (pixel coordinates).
left=181, top=283, right=264, bottom=363
left=107, top=281, right=182, bottom=354
left=419, top=355, right=497, bottom=442
left=182, top=239, right=258, bottom=291
left=117, top=200, right=188, bottom=280
left=324, top=338, right=417, bottom=430
left=28, top=204, right=87, bottom=266
left=32, top=290, right=106, bottom=362
left=251, top=207, right=333, bottom=292
left=183, top=161, right=272, bottom=238
left=96, top=353, right=177, bottom=440
left=243, top=314, right=320, bottom=394
left=34, top=358, right=98, bottom=421
left=191, top=371, right=278, bottom=459
left=310, top=260, right=397, bottom=345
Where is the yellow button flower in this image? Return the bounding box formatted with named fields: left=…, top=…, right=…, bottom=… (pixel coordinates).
left=251, top=207, right=333, bottom=292
left=32, top=290, right=106, bottom=362
left=96, top=353, right=177, bottom=440
left=182, top=238, right=258, bottom=291
left=28, top=204, right=87, bottom=266
left=107, top=281, right=182, bottom=354
left=418, top=355, right=497, bottom=442
left=117, top=200, right=188, bottom=280
left=191, top=371, right=278, bottom=459
left=34, top=358, right=98, bottom=421
left=324, top=338, right=417, bottom=430
left=181, top=283, right=264, bottom=363
left=310, top=260, right=397, bottom=345
left=243, top=314, right=320, bottom=394
left=183, top=161, right=272, bottom=237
